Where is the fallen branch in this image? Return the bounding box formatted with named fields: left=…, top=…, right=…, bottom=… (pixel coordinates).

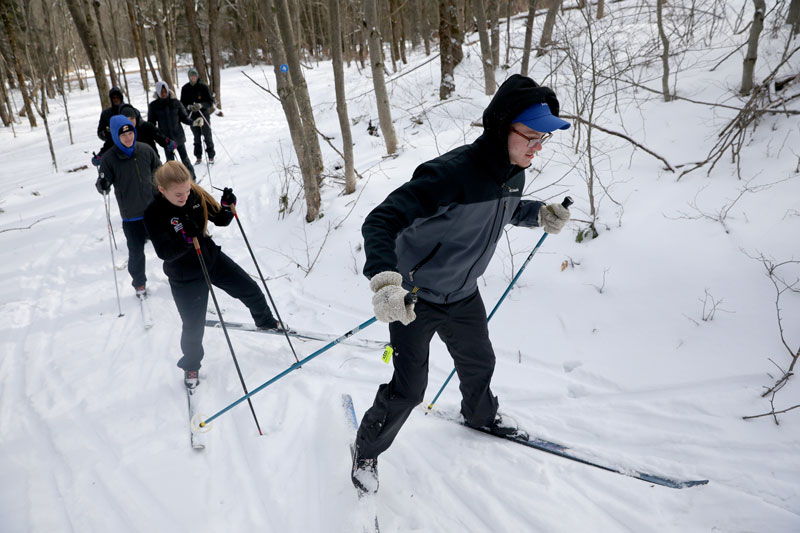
left=560, top=113, right=675, bottom=172
left=0, top=215, right=55, bottom=234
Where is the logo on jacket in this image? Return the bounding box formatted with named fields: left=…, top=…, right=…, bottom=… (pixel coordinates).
left=170, top=217, right=184, bottom=232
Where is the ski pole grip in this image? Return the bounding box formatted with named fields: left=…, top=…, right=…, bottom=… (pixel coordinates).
left=562, top=196, right=573, bottom=208
left=404, top=286, right=419, bottom=305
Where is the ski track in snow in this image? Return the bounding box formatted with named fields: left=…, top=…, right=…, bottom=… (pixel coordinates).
left=3, top=5, right=800, bottom=531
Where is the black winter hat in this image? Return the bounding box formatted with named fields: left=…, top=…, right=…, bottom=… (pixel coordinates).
left=118, top=123, right=134, bottom=135
left=109, top=87, right=124, bottom=101
left=118, top=103, right=139, bottom=121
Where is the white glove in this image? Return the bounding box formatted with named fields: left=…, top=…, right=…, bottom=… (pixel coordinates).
left=192, top=117, right=204, bottom=127
left=537, top=203, right=570, bottom=234
left=370, top=271, right=416, bottom=325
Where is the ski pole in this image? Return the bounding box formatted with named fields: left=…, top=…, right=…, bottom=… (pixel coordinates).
left=426, top=196, right=573, bottom=411
left=103, top=191, right=124, bottom=317
left=101, top=175, right=119, bottom=251
left=196, top=109, right=235, bottom=164
left=192, top=236, right=264, bottom=435
left=200, top=290, right=419, bottom=428
left=228, top=199, right=300, bottom=363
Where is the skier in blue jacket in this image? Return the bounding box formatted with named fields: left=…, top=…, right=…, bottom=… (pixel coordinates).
left=95, top=115, right=162, bottom=296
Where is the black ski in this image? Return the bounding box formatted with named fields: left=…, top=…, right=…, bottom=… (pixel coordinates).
left=205, top=319, right=387, bottom=350
left=426, top=409, right=708, bottom=489
left=342, top=394, right=380, bottom=533
left=186, top=387, right=205, bottom=450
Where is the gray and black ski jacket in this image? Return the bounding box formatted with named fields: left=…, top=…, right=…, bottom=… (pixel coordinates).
left=99, top=142, right=161, bottom=221
left=362, top=75, right=564, bottom=304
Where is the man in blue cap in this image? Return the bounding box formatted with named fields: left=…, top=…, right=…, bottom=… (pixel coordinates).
left=96, top=115, right=162, bottom=297
left=351, top=74, right=571, bottom=494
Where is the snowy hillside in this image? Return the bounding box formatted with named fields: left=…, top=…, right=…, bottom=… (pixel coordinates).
left=2, top=3, right=800, bottom=532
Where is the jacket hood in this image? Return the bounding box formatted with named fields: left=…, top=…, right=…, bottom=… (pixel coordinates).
left=109, top=87, right=124, bottom=101
left=475, top=74, right=563, bottom=169
left=110, top=115, right=137, bottom=157
left=154, top=81, right=174, bottom=99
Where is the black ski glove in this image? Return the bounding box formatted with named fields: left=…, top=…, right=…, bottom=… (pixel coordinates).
left=181, top=217, right=202, bottom=239
left=220, top=187, right=236, bottom=207
left=95, top=175, right=111, bottom=194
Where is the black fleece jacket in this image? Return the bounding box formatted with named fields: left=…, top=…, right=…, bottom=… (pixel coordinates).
left=143, top=189, right=233, bottom=281
left=361, top=75, right=564, bottom=304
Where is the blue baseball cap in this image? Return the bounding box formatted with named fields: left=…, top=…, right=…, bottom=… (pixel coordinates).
left=512, top=102, right=570, bottom=133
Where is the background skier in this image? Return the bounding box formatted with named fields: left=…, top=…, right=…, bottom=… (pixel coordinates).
left=148, top=81, right=196, bottom=179
left=95, top=115, right=162, bottom=296
left=180, top=67, right=216, bottom=165
left=96, top=86, right=124, bottom=142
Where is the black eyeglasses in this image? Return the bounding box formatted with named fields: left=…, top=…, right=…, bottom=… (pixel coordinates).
left=510, top=127, right=552, bottom=147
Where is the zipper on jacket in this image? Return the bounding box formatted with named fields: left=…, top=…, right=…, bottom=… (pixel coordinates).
left=409, top=242, right=442, bottom=282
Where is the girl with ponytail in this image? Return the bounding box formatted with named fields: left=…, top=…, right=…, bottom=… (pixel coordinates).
left=144, top=161, right=282, bottom=388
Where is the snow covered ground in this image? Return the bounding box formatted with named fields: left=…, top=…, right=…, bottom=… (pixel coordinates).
left=2, top=4, right=800, bottom=532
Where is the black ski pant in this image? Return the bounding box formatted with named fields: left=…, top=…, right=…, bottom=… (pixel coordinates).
left=166, top=142, right=196, bottom=180
left=355, top=290, right=499, bottom=459
left=191, top=119, right=215, bottom=160
left=169, top=251, right=276, bottom=372
left=122, top=219, right=148, bottom=288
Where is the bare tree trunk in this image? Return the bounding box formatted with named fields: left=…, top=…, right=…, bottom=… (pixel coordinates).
left=488, top=0, right=500, bottom=68
left=41, top=0, right=64, bottom=98
left=32, top=82, right=57, bottom=172
left=265, top=0, right=321, bottom=221
left=741, top=0, right=765, bottom=95
left=0, top=0, right=37, bottom=127
left=597, top=0, right=604, bottom=19
left=125, top=0, right=149, bottom=95
left=789, top=0, right=800, bottom=36
left=504, top=0, right=512, bottom=66
left=208, top=0, right=222, bottom=111
left=328, top=0, right=356, bottom=194
left=0, top=65, right=11, bottom=126
left=259, top=8, right=313, bottom=206
left=472, top=0, right=495, bottom=94
left=366, top=0, right=399, bottom=153
left=64, top=0, right=110, bottom=108
left=420, top=0, right=431, bottom=55
left=537, top=0, right=560, bottom=57
left=520, top=0, right=537, bottom=77
left=656, top=0, right=671, bottom=101
left=438, top=0, right=463, bottom=100
left=274, top=0, right=324, bottom=174
left=182, top=0, right=209, bottom=81
left=384, top=0, right=398, bottom=72
left=140, top=27, right=160, bottom=84
left=152, top=5, right=175, bottom=89
left=92, top=0, right=120, bottom=90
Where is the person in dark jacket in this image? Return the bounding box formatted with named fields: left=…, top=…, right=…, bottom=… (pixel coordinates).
left=96, top=87, right=125, bottom=142
left=148, top=81, right=195, bottom=179
left=180, top=67, right=216, bottom=165
left=350, top=74, right=572, bottom=494
left=95, top=115, right=162, bottom=296
left=91, top=104, right=177, bottom=166
left=143, top=161, right=282, bottom=389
